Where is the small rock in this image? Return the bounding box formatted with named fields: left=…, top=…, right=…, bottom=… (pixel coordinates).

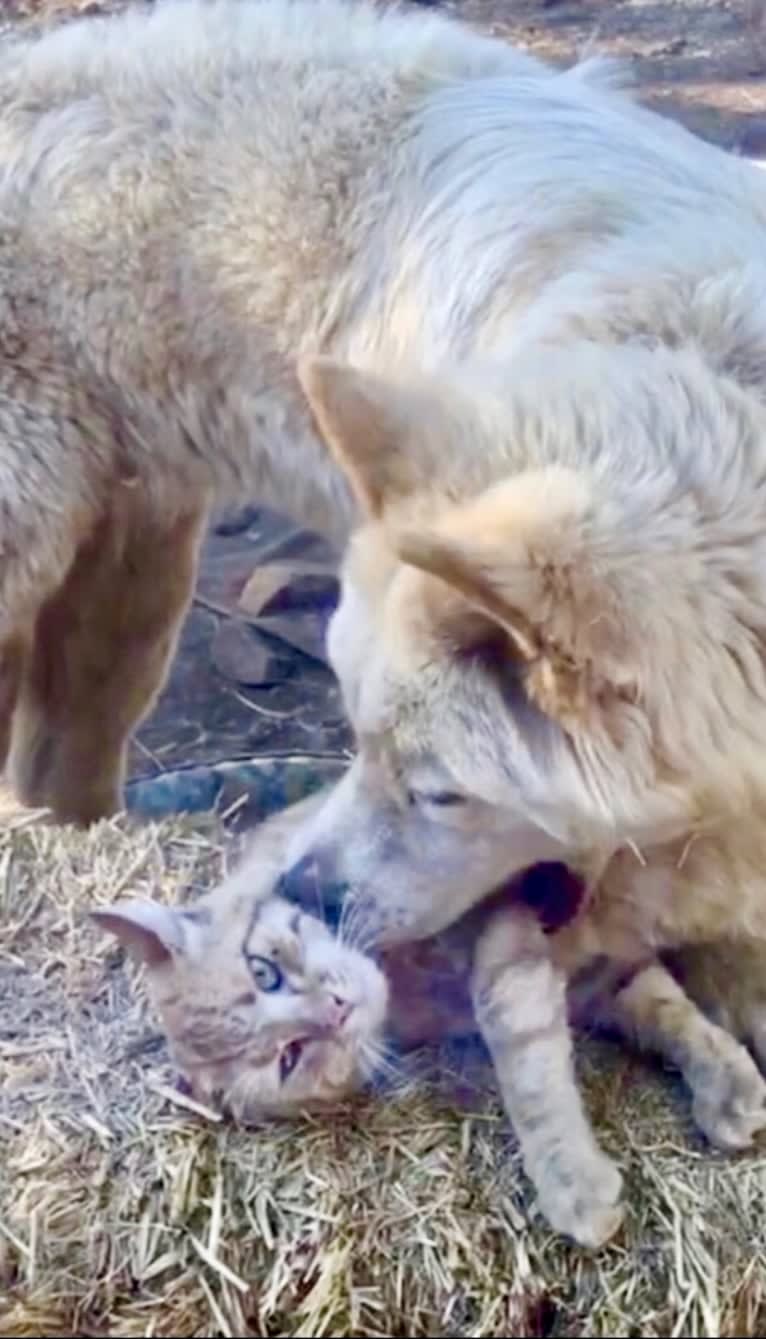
left=211, top=621, right=293, bottom=686
left=260, top=571, right=340, bottom=616
left=239, top=562, right=336, bottom=619
left=125, top=767, right=223, bottom=818
left=256, top=611, right=332, bottom=666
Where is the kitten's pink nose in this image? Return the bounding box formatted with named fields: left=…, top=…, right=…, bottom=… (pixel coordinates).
left=326, top=994, right=353, bottom=1028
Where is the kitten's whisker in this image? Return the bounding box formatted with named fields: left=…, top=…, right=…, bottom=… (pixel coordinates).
left=311, top=871, right=329, bottom=928
left=338, top=899, right=365, bottom=950
left=336, top=902, right=350, bottom=944
left=361, top=1037, right=402, bottom=1085
left=337, top=894, right=354, bottom=943
left=353, top=929, right=381, bottom=956
left=338, top=900, right=379, bottom=956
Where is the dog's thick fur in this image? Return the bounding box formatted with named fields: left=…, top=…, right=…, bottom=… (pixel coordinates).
left=0, top=0, right=607, bottom=822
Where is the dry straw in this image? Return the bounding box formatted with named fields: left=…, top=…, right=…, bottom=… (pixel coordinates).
left=0, top=791, right=765, bottom=1337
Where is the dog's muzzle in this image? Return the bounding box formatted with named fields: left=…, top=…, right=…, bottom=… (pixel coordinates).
left=275, top=854, right=351, bottom=931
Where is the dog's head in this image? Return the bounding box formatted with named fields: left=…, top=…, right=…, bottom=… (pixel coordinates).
left=282, top=353, right=740, bottom=942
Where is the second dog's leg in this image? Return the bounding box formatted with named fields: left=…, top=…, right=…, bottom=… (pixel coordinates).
left=471, top=905, right=623, bottom=1248
left=0, top=634, right=26, bottom=774
left=8, top=500, right=207, bottom=825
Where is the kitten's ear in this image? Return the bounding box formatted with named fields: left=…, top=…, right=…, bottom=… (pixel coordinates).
left=90, top=900, right=197, bottom=967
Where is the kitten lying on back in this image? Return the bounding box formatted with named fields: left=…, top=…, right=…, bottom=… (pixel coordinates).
left=94, top=797, right=766, bottom=1249
left=91, top=798, right=557, bottom=1113
left=94, top=800, right=389, bottom=1118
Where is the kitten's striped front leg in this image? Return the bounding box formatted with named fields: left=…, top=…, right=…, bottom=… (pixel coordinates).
left=471, top=905, right=623, bottom=1248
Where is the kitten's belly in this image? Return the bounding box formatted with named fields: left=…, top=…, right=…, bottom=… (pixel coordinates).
left=381, top=939, right=476, bottom=1047
left=380, top=864, right=589, bottom=1047
left=381, top=938, right=633, bottom=1048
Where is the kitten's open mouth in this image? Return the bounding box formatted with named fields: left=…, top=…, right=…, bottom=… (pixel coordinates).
left=280, top=1019, right=358, bottom=1082
left=280, top=1037, right=307, bottom=1081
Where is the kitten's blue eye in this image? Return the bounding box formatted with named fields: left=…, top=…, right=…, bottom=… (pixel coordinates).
left=247, top=955, right=283, bottom=991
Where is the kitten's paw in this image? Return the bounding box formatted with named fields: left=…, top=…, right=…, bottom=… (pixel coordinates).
left=535, top=1148, right=624, bottom=1249
left=692, top=1044, right=766, bottom=1151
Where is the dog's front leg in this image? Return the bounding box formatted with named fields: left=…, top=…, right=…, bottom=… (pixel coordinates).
left=470, top=903, right=623, bottom=1248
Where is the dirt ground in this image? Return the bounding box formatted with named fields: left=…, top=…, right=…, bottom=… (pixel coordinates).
left=456, top=0, right=766, bottom=155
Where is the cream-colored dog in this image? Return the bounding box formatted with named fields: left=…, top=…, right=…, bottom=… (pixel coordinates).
left=275, top=314, right=766, bottom=1237
left=0, top=0, right=606, bottom=823
left=269, top=53, right=766, bottom=1240
left=277, top=345, right=766, bottom=1239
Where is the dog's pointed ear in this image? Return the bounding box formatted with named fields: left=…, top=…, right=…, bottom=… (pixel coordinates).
left=90, top=900, right=199, bottom=967
left=393, top=468, right=640, bottom=723
left=395, top=528, right=541, bottom=662
left=298, top=357, right=424, bottom=517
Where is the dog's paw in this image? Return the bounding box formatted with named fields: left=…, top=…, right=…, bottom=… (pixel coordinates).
left=535, top=1148, right=624, bottom=1249
left=692, top=1044, right=766, bottom=1151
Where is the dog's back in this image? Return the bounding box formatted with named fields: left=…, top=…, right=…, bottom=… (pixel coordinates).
left=0, top=0, right=646, bottom=544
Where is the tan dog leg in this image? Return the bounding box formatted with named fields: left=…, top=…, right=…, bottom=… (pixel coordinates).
left=471, top=905, right=623, bottom=1248
left=0, top=633, right=26, bottom=773
left=611, top=962, right=766, bottom=1150
left=7, top=501, right=207, bottom=825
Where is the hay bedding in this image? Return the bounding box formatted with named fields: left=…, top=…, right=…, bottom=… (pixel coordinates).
left=0, top=806, right=765, bottom=1337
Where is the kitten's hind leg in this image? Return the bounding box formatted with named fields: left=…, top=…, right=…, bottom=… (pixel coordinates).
left=666, top=937, right=766, bottom=1078
left=471, top=905, right=623, bottom=1248
left=608, top=961, right=766, bottom=1150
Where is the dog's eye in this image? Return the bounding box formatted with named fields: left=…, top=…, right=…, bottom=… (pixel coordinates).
left=247, top=955, right=283, bottom=991
left=409, top=789, right=466, bottom=808
left=279, top=1039, right=305, bottom=1081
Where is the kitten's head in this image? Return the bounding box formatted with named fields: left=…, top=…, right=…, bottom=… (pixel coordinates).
left=92, top=873, right=388, bottom=1120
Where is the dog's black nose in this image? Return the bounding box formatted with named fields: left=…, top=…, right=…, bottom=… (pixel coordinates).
left=275, top=854, right=350, bottom=931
